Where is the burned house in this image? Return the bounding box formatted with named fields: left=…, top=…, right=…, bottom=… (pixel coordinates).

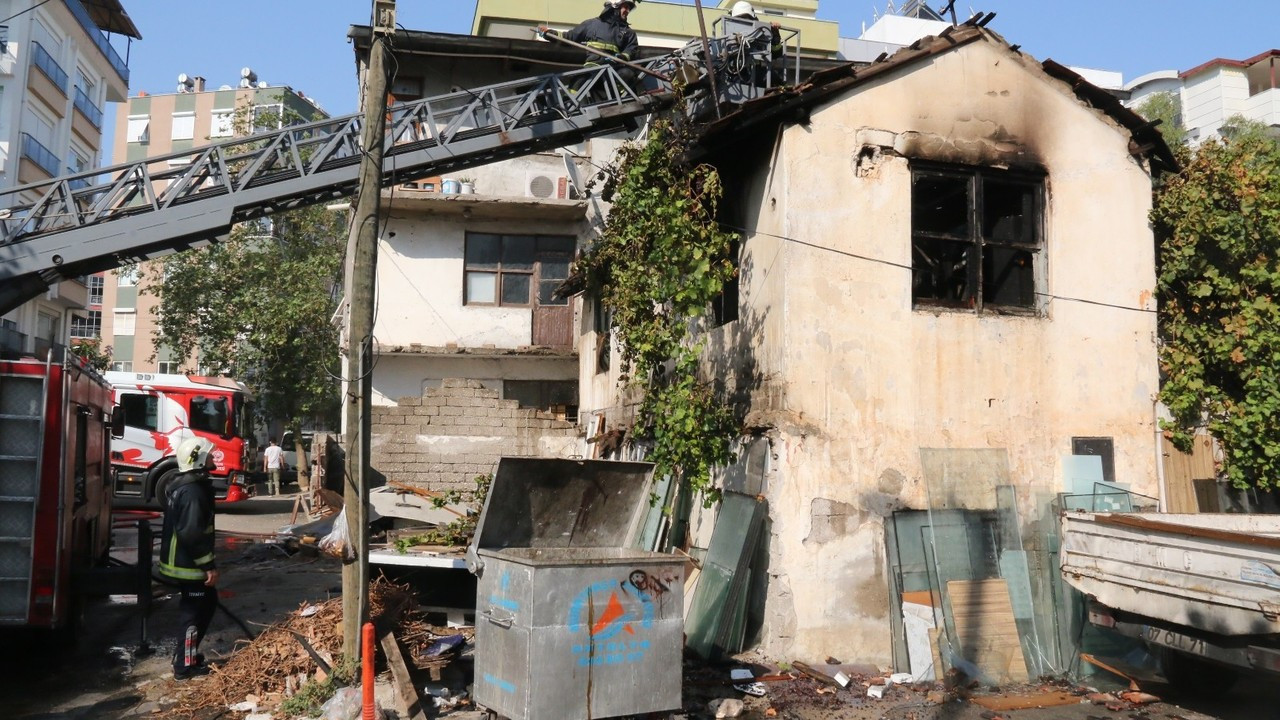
left=579, top=24, right=1175, bottom=667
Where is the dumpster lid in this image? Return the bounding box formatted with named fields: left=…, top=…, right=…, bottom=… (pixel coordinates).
left=471, top=458, right=657, bottom=553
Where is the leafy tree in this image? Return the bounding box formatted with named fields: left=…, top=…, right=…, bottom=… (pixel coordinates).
left=144, top=204, right=346, bottom=451
left=70, top=338, right=112, bottom=372
left=1153, top=119, right=1280, bottom=489
left=579, top=109, right=739, bottom=505
left=1134, top=91, right=1188, bottom=149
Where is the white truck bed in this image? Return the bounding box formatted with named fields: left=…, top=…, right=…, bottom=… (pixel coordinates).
left=1060, top=511, right=1280, bottom=637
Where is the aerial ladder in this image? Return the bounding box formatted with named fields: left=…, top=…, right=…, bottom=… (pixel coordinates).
left=0, top=19, right=798, bottom=315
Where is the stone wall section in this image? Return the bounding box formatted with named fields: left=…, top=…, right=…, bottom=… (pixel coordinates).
left=371, top=378, right=579, bottom=492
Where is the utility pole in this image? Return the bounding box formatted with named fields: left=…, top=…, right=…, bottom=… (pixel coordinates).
left=342, top=0, right=393, bottom=658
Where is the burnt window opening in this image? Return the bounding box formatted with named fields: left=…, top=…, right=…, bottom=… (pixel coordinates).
left=1071, top=436, right=1116, bottom=486
left=911, top=165, right=1044, bottom=312
left=712, top=238, right=741, bottom=327
left=593, top=295, right=612, bottom=374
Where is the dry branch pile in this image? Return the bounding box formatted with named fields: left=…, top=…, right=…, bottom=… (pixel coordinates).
left=168, top=578, right=468, bottom=717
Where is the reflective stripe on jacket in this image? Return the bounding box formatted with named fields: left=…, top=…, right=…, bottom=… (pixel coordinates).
left=158, top=471, right=216, bottom=582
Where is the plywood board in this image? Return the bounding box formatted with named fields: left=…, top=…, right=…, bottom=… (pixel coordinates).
left=971, top=691, right=1081, bottom=711
left=946, top=579, right=1028, bottom=683
left=1161, top=434, right=1216, bottom=513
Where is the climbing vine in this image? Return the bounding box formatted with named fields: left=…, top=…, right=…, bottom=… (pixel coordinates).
left=1153, top=120, right=1280, bottom=490
left=579, top=111, right=739, bottom=504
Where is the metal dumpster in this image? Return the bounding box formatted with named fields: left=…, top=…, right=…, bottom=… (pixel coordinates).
left=466, top=458, right=685, bottom=720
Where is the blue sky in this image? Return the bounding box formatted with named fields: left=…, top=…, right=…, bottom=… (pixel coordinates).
left=115, top=1, right=1277, bottom=121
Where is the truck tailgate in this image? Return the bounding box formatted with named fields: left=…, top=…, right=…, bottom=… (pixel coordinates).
left=1061, top=511, right=1280, bottom=637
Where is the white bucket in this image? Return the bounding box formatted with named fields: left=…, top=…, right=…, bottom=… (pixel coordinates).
left=441, top=179, right=460, bottom=194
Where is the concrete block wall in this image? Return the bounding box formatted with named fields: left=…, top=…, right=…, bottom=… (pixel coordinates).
left=371, top=378, right=579, bottom=492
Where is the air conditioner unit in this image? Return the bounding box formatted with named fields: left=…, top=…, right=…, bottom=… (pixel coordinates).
left=525, top=172, right=580, bottom=200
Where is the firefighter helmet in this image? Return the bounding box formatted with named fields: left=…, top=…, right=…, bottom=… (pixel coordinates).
left=608, top=0, right=638, bottom=9
left=731, top=1, right=758, bottom=19
left=176, top=437, right=215, bottom=473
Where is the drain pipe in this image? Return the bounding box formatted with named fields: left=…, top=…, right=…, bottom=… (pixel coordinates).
left=1154, top=398, right=1168, bottom=512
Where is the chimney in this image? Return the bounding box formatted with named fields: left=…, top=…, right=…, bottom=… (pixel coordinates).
left=194, top=76, right=206, bottom=92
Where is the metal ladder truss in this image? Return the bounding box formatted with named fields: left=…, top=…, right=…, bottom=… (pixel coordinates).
left=0, top=27, right=788, bottom=315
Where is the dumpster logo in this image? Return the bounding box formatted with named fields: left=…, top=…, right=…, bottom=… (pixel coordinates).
left=568, top=571, right=659, bottom=667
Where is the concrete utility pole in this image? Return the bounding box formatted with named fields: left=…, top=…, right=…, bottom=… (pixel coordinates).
left=342, top=0, right=393, bottom=657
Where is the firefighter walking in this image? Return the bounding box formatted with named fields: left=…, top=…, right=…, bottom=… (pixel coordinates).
left=158, top=437, right=220, bottom=680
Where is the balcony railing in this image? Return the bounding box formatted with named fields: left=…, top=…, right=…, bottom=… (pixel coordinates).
left=31, top=41, right=69, bottom=93
left=63, top=0, right=129, bottom=84
left=73, top=85, right=102, bottom=127
left=0, top=325, right=27, bottom=356
left=20, top=133, right=60, bottom=176
left=66, top=167, right=90, bottom=190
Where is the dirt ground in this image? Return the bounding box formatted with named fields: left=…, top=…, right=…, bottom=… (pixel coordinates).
left=3, top=487, right=1276, bottom=720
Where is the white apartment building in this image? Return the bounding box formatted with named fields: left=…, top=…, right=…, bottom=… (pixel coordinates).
left=0, top=0, right=138, bottom=358
left=1127, top=50, right=1280, bottom=143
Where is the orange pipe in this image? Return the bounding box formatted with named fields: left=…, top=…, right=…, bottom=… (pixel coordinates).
left=362, top=622, right=376, bottom=720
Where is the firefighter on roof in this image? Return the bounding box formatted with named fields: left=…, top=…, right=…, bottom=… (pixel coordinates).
left=159, top=436, right=220, bottom=680
left=546, top=0, right=639, bottom=68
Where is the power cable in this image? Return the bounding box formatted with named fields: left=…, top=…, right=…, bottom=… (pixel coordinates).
left=0, top=0, right=52, bottom=25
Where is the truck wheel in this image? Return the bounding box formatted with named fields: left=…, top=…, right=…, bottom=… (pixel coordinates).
left=153, top=468, right=180, bottom=509
left=1160, top=647, right=1239, bottom=698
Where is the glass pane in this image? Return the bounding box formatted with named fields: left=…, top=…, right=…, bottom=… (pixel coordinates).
left=190, top=397, right=229, bottom=435
left=466, top=272, right=497, bottom=303
left=502, top=236, right=536, bottom=270
left=538, top=236, right=575, bottom=254
left=983, top=247, right=1035, bottom=307
left=984, top=179, right=1038, bottom=245
left=540, top=259, right=570, bottom=280
left=466, top=234, right=501, bottom=268
left=912, top=237, right=972, bottom=304
left=912, top=173, right=971, bottom=237
left=502, top=273, right=531, bottom=304
left=121, top=394, right=159, bottom=431
left=539, top=280, right=569, bottom=306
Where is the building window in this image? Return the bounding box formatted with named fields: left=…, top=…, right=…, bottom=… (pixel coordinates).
left=911, top=164, right=1044, bottom=312
left=88, top=274, right=104, bottom=305
left=117, top=267, right=139, bottom=286
left=1072, top=436, right=1116, bottom=486
left=70, top=310, right=101, bottom=338
left=157, top=360, right=181, bottom=374
left=113, top=310, right=135, bottom=335
left=593, top=296, right=611, bottom=374
left=111, top=361, right=134, bottom=372
left=211, top=109, right=234, bottom=138
left=464, top=234, right=574, bottom=306
left=125, top=114, right=149, bottom=143
left=171, top=111, right=195, bottom=140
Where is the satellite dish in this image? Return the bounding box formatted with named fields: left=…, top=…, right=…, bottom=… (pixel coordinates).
left=177, top=73, right=190, bottom=84
left=257, top=81, right=268, bottom=89
left=218, top=84, right=233, bottom=91
left=240, top=67, right=253, bottom=79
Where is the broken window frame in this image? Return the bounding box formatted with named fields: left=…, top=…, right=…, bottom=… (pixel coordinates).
left=910, top=163, right=1045, bottom=314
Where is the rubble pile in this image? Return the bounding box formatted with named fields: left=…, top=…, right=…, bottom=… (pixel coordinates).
left=168, top=578, right=467, bottom=717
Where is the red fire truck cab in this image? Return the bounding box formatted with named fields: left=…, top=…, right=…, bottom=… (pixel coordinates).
left=0, top=354, right=118, bottom=629
left=105, top=371, right=253, bottom=508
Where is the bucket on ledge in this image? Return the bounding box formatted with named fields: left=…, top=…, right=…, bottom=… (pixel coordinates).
left=441, top=178, right=461, bottom=194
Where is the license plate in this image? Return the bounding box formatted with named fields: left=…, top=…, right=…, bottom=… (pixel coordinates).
left=1144, top=626, right=1207, bottom=656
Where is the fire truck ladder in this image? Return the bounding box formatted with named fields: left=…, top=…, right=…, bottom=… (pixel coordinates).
left=0, top=59, right=681, bottom=315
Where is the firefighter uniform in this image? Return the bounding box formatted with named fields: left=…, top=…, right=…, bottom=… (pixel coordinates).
left=563, top=2, right=639, bottom=68
left=159, top=438, right=219, bottom=679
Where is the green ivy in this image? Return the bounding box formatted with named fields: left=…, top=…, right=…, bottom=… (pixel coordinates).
left=1153, top=120, right=1280, bottom=489
left=579, top=110, right=738, bottom=505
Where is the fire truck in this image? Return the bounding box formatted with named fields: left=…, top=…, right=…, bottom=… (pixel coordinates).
left=105, top=371, right=253, bottom=508
left=0, top=352, right=121, bottom=629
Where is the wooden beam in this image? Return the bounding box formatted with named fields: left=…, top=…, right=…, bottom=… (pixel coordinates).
left=379, top=630, right=430, bottom=720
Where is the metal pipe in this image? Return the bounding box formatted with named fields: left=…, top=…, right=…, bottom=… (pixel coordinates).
left=691, top=0, right=722, bottom=118
left=533, top=27, right=672, bottom=83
